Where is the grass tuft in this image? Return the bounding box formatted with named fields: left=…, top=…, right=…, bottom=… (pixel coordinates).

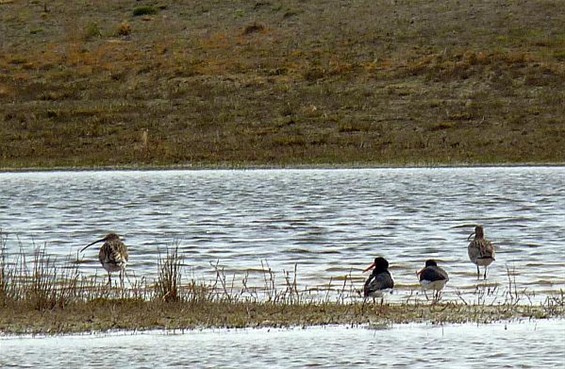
left=242, top=22, right=266, bottom=35
left=133, top=6, right=157, bottom=17
left=83, top=23, right=102, bottom=41
left=156, top=243, right=182, bottom=302
left=116, top=22, right=132, bottom=37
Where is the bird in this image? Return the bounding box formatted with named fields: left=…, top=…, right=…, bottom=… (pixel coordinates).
left=467, top=225, right=495, bottom=279
left=363, top=257, right=394, bottom=303
left=81, top=233, right=129, bottom=287
left=417, top=259, right=449, bottom=301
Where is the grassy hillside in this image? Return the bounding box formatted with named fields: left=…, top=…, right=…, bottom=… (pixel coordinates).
left=1, top=0, right=563, bottom=168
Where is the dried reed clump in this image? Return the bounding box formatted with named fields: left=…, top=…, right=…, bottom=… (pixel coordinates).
left=242, top=22, right=266, bottom=35
left=116, top=22, right=132, bottom=37
left=156, top=244, right=182, bottom=302
left=0, top=232, right=7, bottom=305
left=0, top=240, right=80, bottom=310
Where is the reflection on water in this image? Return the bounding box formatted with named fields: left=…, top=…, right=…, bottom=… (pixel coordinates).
left=0, top=168, right=564, bottom=302
left=1, top=320, right=564, bottom=368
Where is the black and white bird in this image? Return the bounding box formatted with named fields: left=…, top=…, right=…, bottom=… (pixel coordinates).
left=467, top=225, right=496, bottom=279
left=363, top=257, right=394, bottom=302
left=417, top=259, right=449, bottom=300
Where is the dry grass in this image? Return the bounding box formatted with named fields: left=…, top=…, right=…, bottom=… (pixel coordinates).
left=0, top=0, right=563, bottom=169
left=1, top=237, right=563, bottom=335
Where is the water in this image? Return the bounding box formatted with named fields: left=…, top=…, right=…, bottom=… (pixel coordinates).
left=0, top=167, right=564, bottom=302
left=1, top=167, right=565, bottom=367
left=1, top=320, right=564, bottom=368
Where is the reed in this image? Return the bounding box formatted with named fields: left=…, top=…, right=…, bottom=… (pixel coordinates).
left=156, top=243, right=182, bottom=302
left=0, top=241, right=563, bottom=334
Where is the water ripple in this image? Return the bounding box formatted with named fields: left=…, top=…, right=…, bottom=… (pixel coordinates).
left=0, top=167, right=564, bottom=303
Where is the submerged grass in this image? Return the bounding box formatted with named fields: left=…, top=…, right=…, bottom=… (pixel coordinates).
left=1, top=238, right=563, bottom=335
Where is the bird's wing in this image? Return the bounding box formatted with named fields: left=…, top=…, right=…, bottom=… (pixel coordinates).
left=478, top=239, right=495, bottom=259
left=108, top=240, right=128, bottom=265
left=420, top=267, right=448, bottom=282
left=365, top=272, right=394, bottom=293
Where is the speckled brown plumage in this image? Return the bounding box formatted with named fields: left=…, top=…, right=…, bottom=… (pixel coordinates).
left=81, top=233, right=128, bottom=286
left=468, top=225, right=495, bottom=279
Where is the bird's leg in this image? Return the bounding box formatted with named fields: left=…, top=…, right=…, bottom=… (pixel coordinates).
left=476, top=265, right=480, bottom=279
left=423, top=289, right=429, bottom=301
left=380, top=296, right=384, bottom=306
left=483, top=266, right=487, bottom=280
left=107, top=272, right=112, bottom=288
left=119, top=269, right=125, bottom=290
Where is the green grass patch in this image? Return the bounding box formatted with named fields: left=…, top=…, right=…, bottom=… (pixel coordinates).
left=132, top=6, right=157, bottom=17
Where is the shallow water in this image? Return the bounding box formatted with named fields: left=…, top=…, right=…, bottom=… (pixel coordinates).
left=1, top=320, right=564, bottom=368
left=1, top=167, right=564, bottom=302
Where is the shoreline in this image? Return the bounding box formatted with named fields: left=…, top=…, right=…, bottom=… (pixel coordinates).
left=1, top=298, right=563, bottom=336
left=2, top=317, right=562, bottom=339
left=1, top=162, right=565, bottom=173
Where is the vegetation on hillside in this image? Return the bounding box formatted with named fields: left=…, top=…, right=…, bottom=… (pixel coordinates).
left=0, top=0, right=564, bottom=168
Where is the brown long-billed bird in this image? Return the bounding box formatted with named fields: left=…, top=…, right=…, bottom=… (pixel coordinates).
left=81, top=233, right=129, bottom=286
left=467, top=225, right=495, bottom=279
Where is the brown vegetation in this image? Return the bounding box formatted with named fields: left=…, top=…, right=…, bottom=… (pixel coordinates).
left=1, top=240, right=563, bottom=335
left=0, top=0, right=563, bottom=169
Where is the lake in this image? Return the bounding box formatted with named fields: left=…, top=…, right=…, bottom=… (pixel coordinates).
left=1, top=167, right=564, bottom=367
left=1, top=320, right=564, bottom=368
left=1, top=167, right=563, bottom=303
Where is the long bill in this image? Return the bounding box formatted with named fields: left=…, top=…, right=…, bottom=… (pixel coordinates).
left=467, top=231, right=476, bottom=241
left=80, top=238, right=104, bottom=253
left=363, top=262, right=375, bottom=273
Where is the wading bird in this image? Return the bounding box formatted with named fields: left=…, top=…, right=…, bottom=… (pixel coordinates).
left=467, top=225, right=495, bottom=279
left=363, top=257, right=394, bottom=303
left=81, top=233, right=128, bottom=286
left=417, top=259, right=449, bottom=301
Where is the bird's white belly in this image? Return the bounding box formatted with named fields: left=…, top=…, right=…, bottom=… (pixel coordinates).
left=366, top=288, right=393, bottom=298
left=420, top=279, right=447, bottom=291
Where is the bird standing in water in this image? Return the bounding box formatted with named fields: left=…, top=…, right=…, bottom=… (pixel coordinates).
left=417, top=259, right=449, bottom=301
left=81, top=233, right=128, bottom=287
left=363, top=257, right=394, bottom=303
left=467, top=225, right=495, bottom=279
